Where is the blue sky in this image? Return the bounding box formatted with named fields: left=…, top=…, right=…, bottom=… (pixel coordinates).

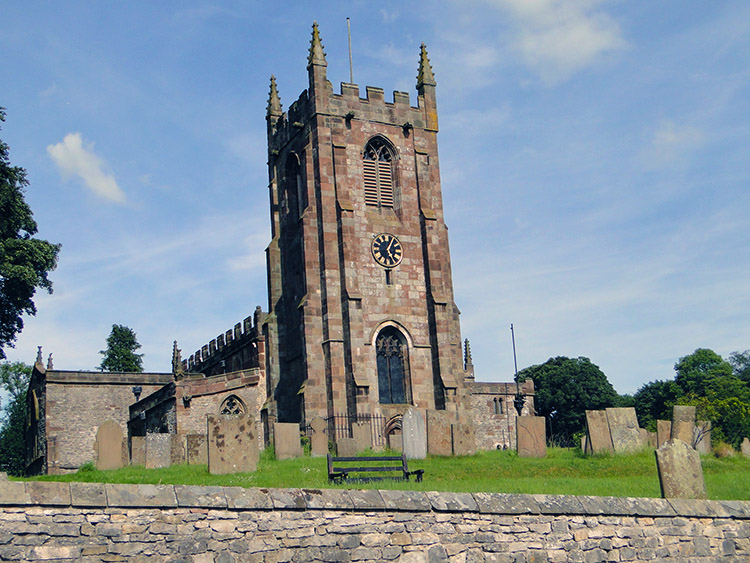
left=2, top=1, right=749, bottom=395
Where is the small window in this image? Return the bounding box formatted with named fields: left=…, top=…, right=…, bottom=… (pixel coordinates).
left=219, top=395, right=245, bottom=416
left=363, top=137, right=394, bottom=208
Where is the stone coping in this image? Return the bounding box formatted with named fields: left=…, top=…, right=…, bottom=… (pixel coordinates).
left=2, top=480, right=750, bottom=519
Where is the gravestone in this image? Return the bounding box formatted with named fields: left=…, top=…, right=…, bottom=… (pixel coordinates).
left=95, top=420, right=125, bottom=470
left=452, top=422, right=477, bottom=456
left=130, top=436, right=146, bottom=466
left=638, top=428, right=650, bottom=449
left=655, top=439, right=707, bottom=499
left=336, top=437, right=358, bottom=457
left=207, top=414, right=258, bottom=474
left=606, top=407, right=642, bottom=453
left=581, top=434, right=590, bottom=454
left=426, top=410, right=454, bottom=456
left=516, top=416, right=546, bottom=458
left=170, top=435, right=186, bottom=465
left=671, top=405, right=696, bottom=444
left=694, top=421, right=711, bottom=455
left=387, top=431, right=402, bottom=452
left=585, top=410, right=614, bottom=454
left=656, top=420, right=671, bottom=448
left=647, top=431, right=657, bottom=449
left=352, top=422, right=372, bottom=452
left=741, top=437, right=750, bottom=457
left=309, top=417, right=328, bottom=457
left=186, top=434, right=207, bottom=465
left=273, top=422, right=302, bottom=460
left=145, top=433, right=171, bottom=469
left=402, top=408, right=427, bottom=459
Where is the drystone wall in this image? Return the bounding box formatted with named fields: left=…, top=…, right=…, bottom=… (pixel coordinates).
left=1, top=480, right=749, bottom=562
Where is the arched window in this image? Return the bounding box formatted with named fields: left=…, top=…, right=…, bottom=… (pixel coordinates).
left=363, top=137, right=394, bottom=208
left=376, top=327, right=410, bottom=404
left=219, top=395, right=245, bottom=416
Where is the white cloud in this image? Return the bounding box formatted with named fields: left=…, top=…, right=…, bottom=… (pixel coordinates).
left=491, top=0, right=626, bottom=84
left=642, top=119, right=704, bottom=169
left=47, top=133, right=126, bottom=204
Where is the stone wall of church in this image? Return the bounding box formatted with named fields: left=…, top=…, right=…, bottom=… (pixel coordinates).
left=469, top=380, right=536, bottom=451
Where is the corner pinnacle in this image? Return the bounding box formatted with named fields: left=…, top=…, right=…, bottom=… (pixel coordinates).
left=267, top=75, right=282, bottom=117
left=417, top=43, right=436, bottom=88
left=307, top=21, right=327, bottom=68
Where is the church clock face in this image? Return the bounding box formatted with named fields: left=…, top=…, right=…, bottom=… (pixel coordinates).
left=371, top=233, right=403, bottom=268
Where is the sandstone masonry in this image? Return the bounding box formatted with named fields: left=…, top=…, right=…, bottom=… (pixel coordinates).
left=1, top=480, right=749, bottom=562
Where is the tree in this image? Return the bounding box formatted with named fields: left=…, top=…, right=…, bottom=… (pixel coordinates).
left=673, top=348, right=732, bottom=396
left=0, top=361, right=31, bottom=475
left=633, top=379, right=681, bottom=432
left=99, top=324, right=143, bottom=372
left=517, top=356, right=618, bottom=446
left=729, top=350, right=750, bottom=384
left=0, top=109, right=61, bottom=360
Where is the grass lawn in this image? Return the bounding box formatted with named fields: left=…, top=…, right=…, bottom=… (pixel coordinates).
left=22, top=448, right=750, bottom=501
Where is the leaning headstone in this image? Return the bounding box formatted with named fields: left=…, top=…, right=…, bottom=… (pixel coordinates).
left=207, top=414, right=258, bottom=474
left=402, top=408, right=427, bottom=459
left=145, top=433, right=172, bottom=469
left=273, top=422, right=302, bottom=460
left=130, top=436, right=146, bottom=466
left=671, top=405, right=696, bottom=445
left=186, top=434, right=207, bottom=465
left=309, top=417, right=328, bottom=457
left=656, top=420, right=671, bottom=449
left=585, top=410, right=614, bottom=454
left=741, top=437, right=750, bottom=457
left=516, top=416, right=546, bottom=458
left=694, top=421, right=711, bottom=455
left=655, top=439, right=707, bottom=499
left=452, top=422, right=477, bottom=456
left=336, top=437, right=358, bottom=457
left=95, top=420, right=125, bottom=470
left=606, top=407, right=642, bottom=454
left=426, top=410, right=454, bottom=456
left=352, top=422, right=372, bottom=452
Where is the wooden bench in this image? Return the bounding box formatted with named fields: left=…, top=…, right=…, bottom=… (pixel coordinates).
left=327, top=453, right=424, bottom=484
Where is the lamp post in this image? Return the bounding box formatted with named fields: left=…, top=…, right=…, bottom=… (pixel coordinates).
left=511, top=324, right=525, bottom=416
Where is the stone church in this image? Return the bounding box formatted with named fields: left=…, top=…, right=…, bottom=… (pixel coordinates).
left=26, top=23, right=534, bottom=475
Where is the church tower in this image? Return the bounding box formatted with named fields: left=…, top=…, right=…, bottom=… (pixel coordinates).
left=263, top=23, right=468, bottom=431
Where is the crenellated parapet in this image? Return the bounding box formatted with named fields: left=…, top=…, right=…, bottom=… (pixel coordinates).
left=186, top=306, right=266, bottom=377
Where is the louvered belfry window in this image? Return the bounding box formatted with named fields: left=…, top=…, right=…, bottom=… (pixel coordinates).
left=363, top=138, right=394, bottom=208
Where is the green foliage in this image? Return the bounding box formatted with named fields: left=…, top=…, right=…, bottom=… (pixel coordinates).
left=729, top=350, right=750, bottom=384
left=633, top=379, right=680, bottom=431
left=0, top=361, right=31, bottom=476
left=23, top=448, right=750, bottom=500
left=680, top=394, right=750, bottom=450
left=99, top=324, right=143, bottom=372
left=517, top=356, right=618, bottom=446
left=674, top=348, right=733, bottom=396
left=0, top=109, right=61, bottom=360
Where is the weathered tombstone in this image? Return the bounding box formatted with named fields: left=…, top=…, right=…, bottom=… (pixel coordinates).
left=606, top=407, right=642, bottom=453
left=145, top=433, right=172, bottom=469
left=352, top=422, right=372, bottom=452
left=402, top=408, right=427, bottom=459
left=671, top=405, right=696, bottom=445
left=585, top=410, right=614, bottom=454
left=387, top=431, right=402, bottom=452
left=741, top=437, right=750, bottom=457
left=452, top=422, right=477, bottom=456
left=638, top=428, right=650, bottom=449
left=656, top=420, right=671, bottom=448
left=273, top=422, right=302, bottom=460
left=655, top=439, right=707, bottom=499
left=647, top=431, right=657, bottom=449
left=170, top=435, right=186, bottom=465
left=186, top=434, right=207, bottom=465
left=95, top=420, right=125, bottom=470
left=695, top=421, right=711, bottom=455
left=516, top=416, right=546, bottom=458
left=581, top=434, right=590, bottom=454
left=426, top=410, right=453, bottom=456
left=336, top=437, right=358, bottom=457
left=130, top=436, right=146, bottom=466
left=309, top=417, right=328, bottom=457
left=207, top=414, right=258, bottom=474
